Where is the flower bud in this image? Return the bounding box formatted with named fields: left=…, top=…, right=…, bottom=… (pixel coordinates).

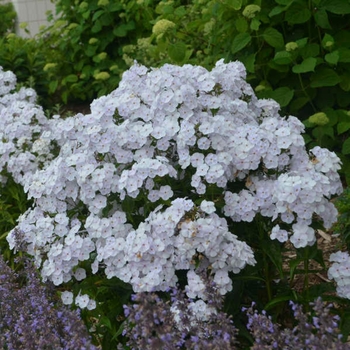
left=152, top=19, right=176, bottom=36
left=94, top=72, right=110, bottom=80
left=309, top=112, right=329, bottom=126
left=285, top=42, right=298, bottom=52
left=242, top=4, right=261, bottom=19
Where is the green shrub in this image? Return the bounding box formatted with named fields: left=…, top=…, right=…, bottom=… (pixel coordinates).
left=123, top=0, right=350, bottom=183
left=0, top=34, right=50, bottom=107
left=38, top=0, right=157, bottom=104
left=0, top=1, right=16, bottom=36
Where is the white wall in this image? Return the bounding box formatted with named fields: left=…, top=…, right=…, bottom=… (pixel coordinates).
left=11, top=0, right=56, bottom=37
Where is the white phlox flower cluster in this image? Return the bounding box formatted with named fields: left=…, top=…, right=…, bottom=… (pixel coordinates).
left=2, top=60, right=344, bottom=308
left=0, top=67, right=53, bottom=184
left=328, top=251, right=350, bottom=299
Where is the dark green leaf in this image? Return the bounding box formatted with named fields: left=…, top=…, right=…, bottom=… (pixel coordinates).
left=338, top=48, right=350, bottom=62
left=285, top=3, right=311, bottom=24
left=338, top=122, right=350, bottom=134
left=314, top=9, right=332, bottom=29
left=319, top=0, right=350, bottom=14
left=92, top=10, right=104, bottom=21
left=263, top=28, right=284, bottom=48
left=265, top=294, right=296, bottom=311
left=269, top=6, right=287, bottom=17
left=174, top=6, right=186, bottom=17
left=224, top=0, right=242, bottom=10
left=235, top=17, right=248, bottom=32
left=342, top=137, right=350, bottom=154
left=292, top=57, right=317, bottom=73
left=310, top=67, right=341, bottom=87
left=271, top=87, right=294, bottom=107
left=49, top=80, right=58, bottom=94
left=275, top=0, right=292, bottom=4
left=274, top=51, right=293, bottom=65
left=340, top=73, right=350, bottom=91
left=231, top=32, right=251, bottom=54
left=300, top=43, right=320, bottom=59
left=168, top=41, right=187, bottom=63
left=91, top=20, right=102, bottom=33
left=325, top=50, right=339, bottom=65
left=243, top=53, right=256, bottom=73
left=65, top=74, right=78, bottom=83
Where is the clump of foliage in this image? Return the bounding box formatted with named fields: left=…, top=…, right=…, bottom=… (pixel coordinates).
left=122, top=0, right=350, bottom=183
left=0, top=34, right=51, bottom=107
left=38, top=0, right=156, bottom=104
left=0, top=1, right=16, bottom=36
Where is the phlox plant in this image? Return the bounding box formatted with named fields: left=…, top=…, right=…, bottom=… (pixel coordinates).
left=0, top=59, right=347, bottom=346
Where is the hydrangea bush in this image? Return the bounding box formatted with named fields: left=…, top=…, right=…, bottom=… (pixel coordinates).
left=4, top=59, right=344, bottom=314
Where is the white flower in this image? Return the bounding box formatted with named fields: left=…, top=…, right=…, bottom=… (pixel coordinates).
left=61, top=291, right=74, bottom=305
left=200, top=200, right=216, bottom=214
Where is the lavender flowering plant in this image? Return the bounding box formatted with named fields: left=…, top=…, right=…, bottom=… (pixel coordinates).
left=0, top=247, right=96, bottom=349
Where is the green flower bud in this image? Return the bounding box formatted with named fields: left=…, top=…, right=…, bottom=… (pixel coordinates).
left=79, top=2, right=88, bottom=9
left=309, top=112, right=329, bottom=126
left=152, top=19, right=176, bottom=36
left=242, top=4, right=261, bottom=19
left=43, top=63, right=57, bottom=71
left=89, top=38, right=98, bottom=45
left=285, top=42, right=298, bottom=52
left=97, top=52, right=107, bottom=60
left=97, top=0, right=109, bottom=6
left=94, top=72, right=110, bottom=81
left=68, top=23, right=78, bottom=30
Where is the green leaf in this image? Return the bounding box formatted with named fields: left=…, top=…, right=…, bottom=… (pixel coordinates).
left=319, top=0, right=350, bottom=14
left=91, top=20, right=102, bottom=33
left=285, top=3, right=311, bottom=24
left=338, top=48, right=350, bottom=62
left=235, top=17, right=248, bottom=32
left=174, top=6, right=186, bottom=17
left=340, top=72, right=350, bottom=91
left=224, top=0, right=242, bottom=10
left=314, top=9, right=332, bottom=29
left=292, top=57, right=317, bottom=73
left=168, top=41, right=187, bottom=63
left=231, top=32, right=251, bottom=54
left=269, top=6, right=287, bottom=17
left=321, top=33, right=334, bottom=49
left=265, top=294, right=296, bottom=311
left=113, top=24, right=129, bottom=37
left=49, top=80, right=58, bottom=94
left=250, top=18, right=260, bottom=31
left=270, top=87, right=294, bottom=107
left=273, top=51, right=293, bottom=65
left=312, top=125, right=334, bottom=139
left=295, top=37, right=308, bottom=48
left=92, top=10, right=104, bottom=21
left=65, top=74, right=78, bottom=83
left=300, top=43, right=320, bottom=59
left=263, top=28, right=284, bottom=48
left=342, top=137, right=350, bottom=154
left=325, top=50, right=339, bottom=65
left=275, top=0, right=292, bottom=4
left=243, top=53, right=256, bottom=73
left=310, top=67, right=341, bottom=87
left=337, top=122, right=350, bottom=134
